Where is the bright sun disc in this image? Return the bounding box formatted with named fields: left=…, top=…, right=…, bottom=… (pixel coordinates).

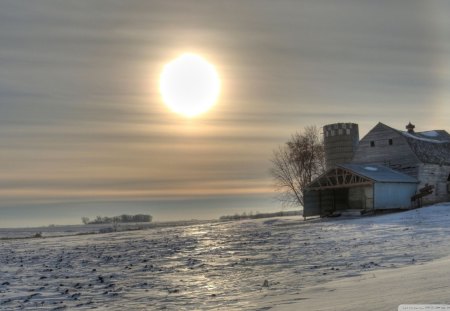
left=159, top=53, right=221, bottom=117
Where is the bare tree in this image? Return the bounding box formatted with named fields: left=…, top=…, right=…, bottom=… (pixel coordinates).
left=270, top=126, right=325, bottom=207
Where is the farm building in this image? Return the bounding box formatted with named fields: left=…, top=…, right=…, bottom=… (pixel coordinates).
left=303, top=122, right=450, bottom=217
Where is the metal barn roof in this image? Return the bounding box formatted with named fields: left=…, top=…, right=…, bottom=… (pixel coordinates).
left=338, top=163, right=418, bottom=183
left=306, top=164, right=418, bottom=191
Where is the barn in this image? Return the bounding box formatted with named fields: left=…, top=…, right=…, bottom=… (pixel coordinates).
left=303, top=122, right=450, bottom=217
left=303, top=163, right=418, bottom=217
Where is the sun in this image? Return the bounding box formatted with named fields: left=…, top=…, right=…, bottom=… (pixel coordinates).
left=159, top=53, right=221, bottom=117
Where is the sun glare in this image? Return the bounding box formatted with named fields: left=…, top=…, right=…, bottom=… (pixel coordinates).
left=159, top=53, right=221, bottom=117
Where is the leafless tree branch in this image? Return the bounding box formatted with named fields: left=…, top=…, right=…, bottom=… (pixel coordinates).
left=270, top=126, right=325, bottom=207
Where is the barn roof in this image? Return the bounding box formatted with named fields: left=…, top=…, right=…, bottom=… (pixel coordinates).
left=399, top=130, right=450, bottom=165
left=306, top=163, right=418, bottom=191
left=402, top=130, right=450, bottom=143
left=379, top=123, right=450, bottom=165
left=402, top=137, right=450, bottom=165
left=338, top=163, right=418, bottom=183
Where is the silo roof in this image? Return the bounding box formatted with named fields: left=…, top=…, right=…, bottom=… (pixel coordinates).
left=338, top=163, right=418, bottom=183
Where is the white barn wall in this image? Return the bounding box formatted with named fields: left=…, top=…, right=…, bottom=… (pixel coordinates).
left=374, top=183, right=417, bottom=209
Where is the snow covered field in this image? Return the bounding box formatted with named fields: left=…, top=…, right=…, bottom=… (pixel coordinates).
left=1, top=203, right=450, bottom=310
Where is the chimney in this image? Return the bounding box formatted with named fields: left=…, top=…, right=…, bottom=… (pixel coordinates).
left=406, top=122, right=415, bottom=133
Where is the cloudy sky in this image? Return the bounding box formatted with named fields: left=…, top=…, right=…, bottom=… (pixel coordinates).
left=1, top=1, right=450, bottom=227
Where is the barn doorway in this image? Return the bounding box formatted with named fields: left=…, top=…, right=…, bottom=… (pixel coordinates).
left=303, top=166, right=374, bottom=217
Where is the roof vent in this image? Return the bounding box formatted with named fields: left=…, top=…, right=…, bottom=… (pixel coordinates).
left=406, top=122, right=415, bottom=133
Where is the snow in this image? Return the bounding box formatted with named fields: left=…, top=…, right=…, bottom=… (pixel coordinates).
left=402, top=131, right=443, bottom=143
left=421, top=130, right=439, bottom=137
left=1, top=203, right=450, bottom=310
left=364, top=166, right=378, bottom=171
left=269, top=256, right=450, bottom=310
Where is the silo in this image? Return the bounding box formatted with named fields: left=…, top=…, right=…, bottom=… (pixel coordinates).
left=323, top=123, right=359, bottom=169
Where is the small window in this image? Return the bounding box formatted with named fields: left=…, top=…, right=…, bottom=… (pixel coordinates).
left=370, top=141, right=375, bottom=147
left=389, top=139, right=393, bottom=145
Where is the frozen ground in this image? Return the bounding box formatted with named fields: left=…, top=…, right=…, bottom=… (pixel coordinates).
left=0, top=220, right=209, bottom=239
left=1, top=203, right=450, bottom=310
left=270, top=255, right=450, bottom=311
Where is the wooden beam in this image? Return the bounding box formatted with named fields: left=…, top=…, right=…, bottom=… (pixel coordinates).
left=306, top=166, right=375, bottom=191
left=308, top=181, right=373, bottom=190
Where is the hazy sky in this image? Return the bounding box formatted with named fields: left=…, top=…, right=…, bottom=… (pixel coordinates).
left=1, top=1, right=450, bottom=227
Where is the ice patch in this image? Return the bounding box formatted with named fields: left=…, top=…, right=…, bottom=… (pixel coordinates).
left=364, top=166, right=378, bottom=171
left=421, top=130, right=439, bottom=137
left=402, top=131, right=443, bottom=143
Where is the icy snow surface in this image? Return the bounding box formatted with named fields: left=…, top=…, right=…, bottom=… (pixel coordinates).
left=2, top=203, right=450, bottom=310
left=421, top=130, right=439, bottom=137
left=402, top=131, right=443, bottom=143
left=363, top=166, right=378, bottom=171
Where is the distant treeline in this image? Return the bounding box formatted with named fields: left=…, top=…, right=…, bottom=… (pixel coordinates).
left=82, top=214, right=153, bottom=225
left=219, top=210, right=301, bottom=221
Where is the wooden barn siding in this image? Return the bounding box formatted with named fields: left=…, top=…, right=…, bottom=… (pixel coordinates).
left=418, top=163, right=450, bottom=204
left=303, top=191, right=320, bottom=217
left=319, top=190, right=335, bottom=214
left=303, top=189, right=350, bottom=217
left=303, top=190, right=334, bottom=217
left=349, top=186, right=373, bottom=210
left=352, top=123, right=420, bottom=177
